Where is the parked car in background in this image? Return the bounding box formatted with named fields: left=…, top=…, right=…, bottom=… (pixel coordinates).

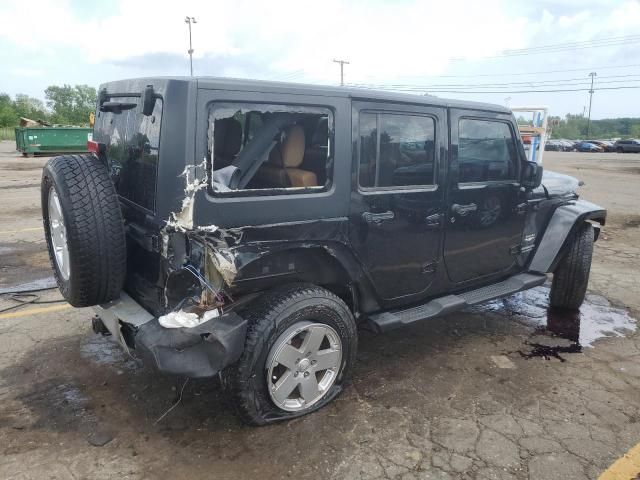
left=575, top=141, right=603, bottom=152
left=584, top=140, right=612, bottom=152
left=556, top=139, right=577, bottom=151
left=600, top=140, right=615, bottom=152
left=614, top=139, right=640, bottom=153
left=545, top=140, right=563, bottom=151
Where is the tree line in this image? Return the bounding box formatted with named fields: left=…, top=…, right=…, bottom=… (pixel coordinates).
left=0, top=85, right=97, bottom=127
left=548, top=114, right=640, bottom=140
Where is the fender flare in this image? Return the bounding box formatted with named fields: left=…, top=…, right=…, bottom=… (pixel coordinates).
left=528, top=199, right=606, bottom=274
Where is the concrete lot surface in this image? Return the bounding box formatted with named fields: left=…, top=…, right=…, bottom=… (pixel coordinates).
left=0, top=141, right=639, bottom=480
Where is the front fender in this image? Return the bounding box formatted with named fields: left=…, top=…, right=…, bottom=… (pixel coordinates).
left=528, top=199, right=606, bottom=273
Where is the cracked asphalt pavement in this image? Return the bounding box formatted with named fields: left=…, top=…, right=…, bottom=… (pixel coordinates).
left=0, top=141, right=639, bottom=479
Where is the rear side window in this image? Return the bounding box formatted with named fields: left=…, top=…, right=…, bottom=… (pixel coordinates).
left=208, top=103, right=333, bottom=195
left=458, top=119, right=518, bottom=183
left=359, top=112, right=436, bottom=189
left=94, top=98, right=162, bottom=211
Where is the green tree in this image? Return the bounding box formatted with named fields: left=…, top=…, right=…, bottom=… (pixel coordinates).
left=44, top=84, right=96, bottom=125
left=0, top=93, right=18, bottom=127
left=13, top=94, right=48, bottom=121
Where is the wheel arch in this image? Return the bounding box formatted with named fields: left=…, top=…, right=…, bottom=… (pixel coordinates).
left=528, top=199, right=605, bottom=274
left=229, top=243, right=380, bottom=317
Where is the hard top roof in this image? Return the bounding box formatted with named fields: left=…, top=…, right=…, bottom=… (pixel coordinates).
left=101, top=76, right=512, bottom=114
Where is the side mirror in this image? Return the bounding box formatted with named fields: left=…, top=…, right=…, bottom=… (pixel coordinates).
left=141, top=85, right=157, bottom=116
left=522, top=161, right=543, bottom=189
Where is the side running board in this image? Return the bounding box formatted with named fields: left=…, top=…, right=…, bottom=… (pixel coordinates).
left=368, top=273, right=547, bottom=332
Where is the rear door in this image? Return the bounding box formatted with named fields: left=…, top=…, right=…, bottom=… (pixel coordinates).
left=349, top=102, right=446, bottom=302
left=444, top=110, right=528, bottom=284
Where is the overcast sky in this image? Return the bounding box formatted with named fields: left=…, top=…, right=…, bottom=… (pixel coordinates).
left=1, top=0, right=639, bottom=119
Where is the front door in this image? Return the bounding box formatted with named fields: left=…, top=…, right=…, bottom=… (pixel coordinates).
left=444, top=110, right=528, bottom=284
left=349, top=102, right=446, bottom=302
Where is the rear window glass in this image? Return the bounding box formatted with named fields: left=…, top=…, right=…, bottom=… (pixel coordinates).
left=94, top=97, right=163, bottom=211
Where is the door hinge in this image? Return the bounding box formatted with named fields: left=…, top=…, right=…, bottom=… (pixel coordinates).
left=509, top=244, right=521, bottom=255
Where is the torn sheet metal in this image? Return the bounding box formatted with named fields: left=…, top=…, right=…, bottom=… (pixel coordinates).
left=165, top=160, right=209, bottom=232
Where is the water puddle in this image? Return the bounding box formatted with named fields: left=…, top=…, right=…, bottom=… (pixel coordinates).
left=471, top=285, right=637, bottom=361
left=80, top=335, right=140, bottom=371
left=0, top=276, right=57, bottom=294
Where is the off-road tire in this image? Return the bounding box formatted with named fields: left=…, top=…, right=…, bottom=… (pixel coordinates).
left=549, top=223, right=594, bottom=310
left=41, top=154, right=126, bottom=307
left=220, top=283, right=357, bottom=425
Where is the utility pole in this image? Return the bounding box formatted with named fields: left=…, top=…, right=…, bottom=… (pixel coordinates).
left=333, top=59, right=349, bottom=86
left=587, top=72, right=596, bottom=137
left=185, top=16, right=197, bottom=76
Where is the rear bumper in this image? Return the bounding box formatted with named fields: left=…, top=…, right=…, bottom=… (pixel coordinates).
left=93, top=293, right=247, bottom=378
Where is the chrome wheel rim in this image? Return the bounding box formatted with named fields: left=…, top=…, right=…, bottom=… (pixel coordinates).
left=48, top=188, right=70, bottom=280
left=267, top=322, right=342, bottom=412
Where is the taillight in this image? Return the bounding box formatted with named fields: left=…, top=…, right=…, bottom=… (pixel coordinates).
left=87, top=140, right=105, bottom=154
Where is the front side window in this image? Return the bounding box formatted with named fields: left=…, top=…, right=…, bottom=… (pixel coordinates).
left=359, top=112, right=436, bottom=189
left=208, top=103, right=332, bottom=194
left=458, top=119, right=518, bottom=183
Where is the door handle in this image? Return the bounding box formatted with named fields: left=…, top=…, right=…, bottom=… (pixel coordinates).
left=425, top=213, right=443, bottom=228
left=451, top=203, right=477, bottom=217
left=362, top=210, right=395, bottom=224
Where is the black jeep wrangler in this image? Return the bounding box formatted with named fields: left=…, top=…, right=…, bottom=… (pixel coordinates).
left=41, top=77, right=605, bottom=425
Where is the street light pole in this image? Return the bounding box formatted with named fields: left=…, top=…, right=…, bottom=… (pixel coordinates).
left=185, top=16, right=197, bottom=76
left=587, top=72, right=596, bottom=137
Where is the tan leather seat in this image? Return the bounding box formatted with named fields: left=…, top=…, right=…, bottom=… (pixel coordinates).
left=255, top=125, right=318, bottom=188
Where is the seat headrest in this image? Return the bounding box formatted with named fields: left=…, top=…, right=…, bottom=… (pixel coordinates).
left=214, top=118, right=242, bottom=157
left=281, top=125, right=306, bottom=168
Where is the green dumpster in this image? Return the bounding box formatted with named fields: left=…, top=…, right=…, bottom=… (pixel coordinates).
left=15, top=127, right=92, bottom=156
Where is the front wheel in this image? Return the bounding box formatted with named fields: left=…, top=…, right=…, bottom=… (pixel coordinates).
left=220, top=283, right=357, bottom=425
left=549, top=223, right=594, bottom=310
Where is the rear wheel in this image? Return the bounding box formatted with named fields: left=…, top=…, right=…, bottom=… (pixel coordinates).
left=41, top=154, right=126, bottom=307
left=616, top=147, right=624, bottom=153
left=549, top=223, right=594, bottom=310
left=220, top=283, right=357, bottom=425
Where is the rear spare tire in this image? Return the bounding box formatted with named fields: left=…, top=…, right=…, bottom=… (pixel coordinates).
left=549, top=223, right=594, bottom=310
left=41, top=154, right=126, bottom=307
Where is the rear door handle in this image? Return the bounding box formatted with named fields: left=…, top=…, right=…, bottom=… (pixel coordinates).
left=451, top=203, right=477, bottom=217
left=362, top=211, right=395, bottom=224
left=425, top=213, right=443, bottom=228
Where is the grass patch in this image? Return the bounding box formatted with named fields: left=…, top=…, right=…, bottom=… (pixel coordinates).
left=0, top=127, right=15, bottom=141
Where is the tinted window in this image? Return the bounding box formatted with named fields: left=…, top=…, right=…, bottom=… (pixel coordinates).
left=458, top=119, right=518, bottom=183
left=359, top=112, right=435, bottom=188
left=95, top=97, right=162, bottom=211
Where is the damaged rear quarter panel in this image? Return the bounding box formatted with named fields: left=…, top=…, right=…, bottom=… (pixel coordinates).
left=187, top=219, right=375, bottom=308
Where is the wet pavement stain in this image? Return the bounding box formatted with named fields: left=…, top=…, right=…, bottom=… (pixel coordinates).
left=470, top=285, right=637, bottom=361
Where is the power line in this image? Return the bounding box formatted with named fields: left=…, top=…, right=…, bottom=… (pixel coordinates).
left=450, top=34, right=640, bottom=61
left=366, top=63, right=640, bottom=80
left=348, top=73, right=640, bottom=90
left=345, top=83, right=640, bottom=95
